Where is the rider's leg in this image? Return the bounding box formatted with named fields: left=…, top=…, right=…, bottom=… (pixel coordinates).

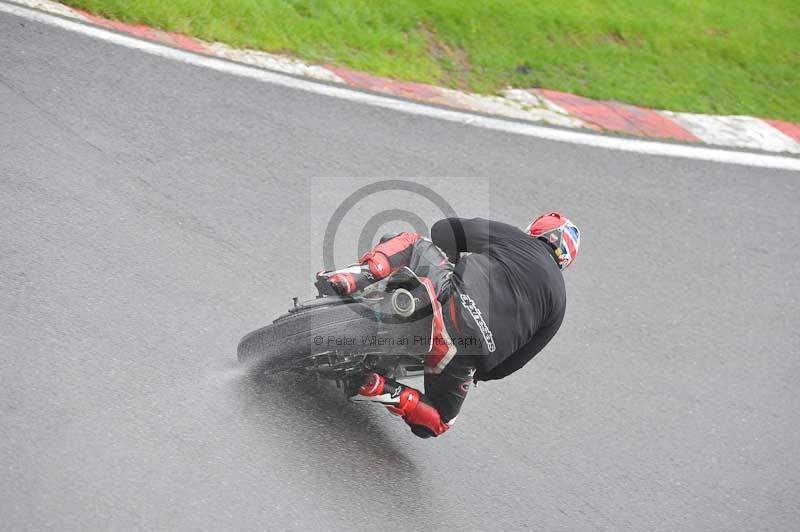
left=325, top=232, right=421, bottom=295
left=348, top=237, right=467, bottom=437
left=352, top=373, right=453, bottom=437
left=421, top=355, right=475, bottom=425
left=351, top=356, right=475, bottom=438
left=407, top=292, right=476, bottom=438
left=353, top=273, right=475, bottom=438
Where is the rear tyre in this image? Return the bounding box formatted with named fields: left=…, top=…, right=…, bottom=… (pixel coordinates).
left=237, top=299, right=379, bottom=372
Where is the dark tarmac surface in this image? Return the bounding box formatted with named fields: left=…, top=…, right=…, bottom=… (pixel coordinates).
left=1, top=10, right=799, bottom=531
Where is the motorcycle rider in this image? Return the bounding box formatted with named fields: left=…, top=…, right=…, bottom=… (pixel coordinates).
left=322, top=213, right=580, bottom=438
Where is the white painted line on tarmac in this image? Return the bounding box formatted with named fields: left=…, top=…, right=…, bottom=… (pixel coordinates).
left=2, top=0, right=799, bottom=172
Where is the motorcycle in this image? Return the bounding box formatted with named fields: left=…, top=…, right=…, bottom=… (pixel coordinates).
left=237, top=267, right=437, bottom=395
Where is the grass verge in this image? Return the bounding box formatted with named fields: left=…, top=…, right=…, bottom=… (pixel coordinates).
left=61, top=0, right=800, bottom=122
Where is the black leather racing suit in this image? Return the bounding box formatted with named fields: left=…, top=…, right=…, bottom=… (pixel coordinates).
left=430, top=217, right=567, bottom=382
left=352, top=218, right=567, bottom=436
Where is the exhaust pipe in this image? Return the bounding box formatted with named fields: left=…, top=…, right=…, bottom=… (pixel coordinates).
left=390, top=288, right=416, bottom=317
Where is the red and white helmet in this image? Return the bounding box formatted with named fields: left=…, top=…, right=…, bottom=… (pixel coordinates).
left=526, top=212, right=580, bottom=270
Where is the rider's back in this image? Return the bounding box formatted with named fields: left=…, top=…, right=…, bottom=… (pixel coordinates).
left=432, top=218, right=566, bottom=380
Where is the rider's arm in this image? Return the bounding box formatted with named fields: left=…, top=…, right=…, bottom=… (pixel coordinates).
left=430, top=218, right=510, bottom=260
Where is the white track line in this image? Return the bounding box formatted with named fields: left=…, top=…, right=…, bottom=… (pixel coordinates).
left=3, top=1, right=799, bottom=172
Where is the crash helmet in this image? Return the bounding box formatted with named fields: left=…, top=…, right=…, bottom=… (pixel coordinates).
left=526, top=212, right=580, bottom=270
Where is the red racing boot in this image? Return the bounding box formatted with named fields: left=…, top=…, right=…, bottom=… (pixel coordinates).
left=350, top=373, right=452, bottom=438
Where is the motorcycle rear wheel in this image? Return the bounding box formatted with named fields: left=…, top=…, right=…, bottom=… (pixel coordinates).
left=237, top=298, right=380, bottom=372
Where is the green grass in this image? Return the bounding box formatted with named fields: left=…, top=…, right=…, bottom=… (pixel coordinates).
left=62, top=0, right=800, bottom=122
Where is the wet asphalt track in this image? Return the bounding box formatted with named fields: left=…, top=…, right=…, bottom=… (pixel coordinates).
left=2, top=10, right=799, bottom=532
